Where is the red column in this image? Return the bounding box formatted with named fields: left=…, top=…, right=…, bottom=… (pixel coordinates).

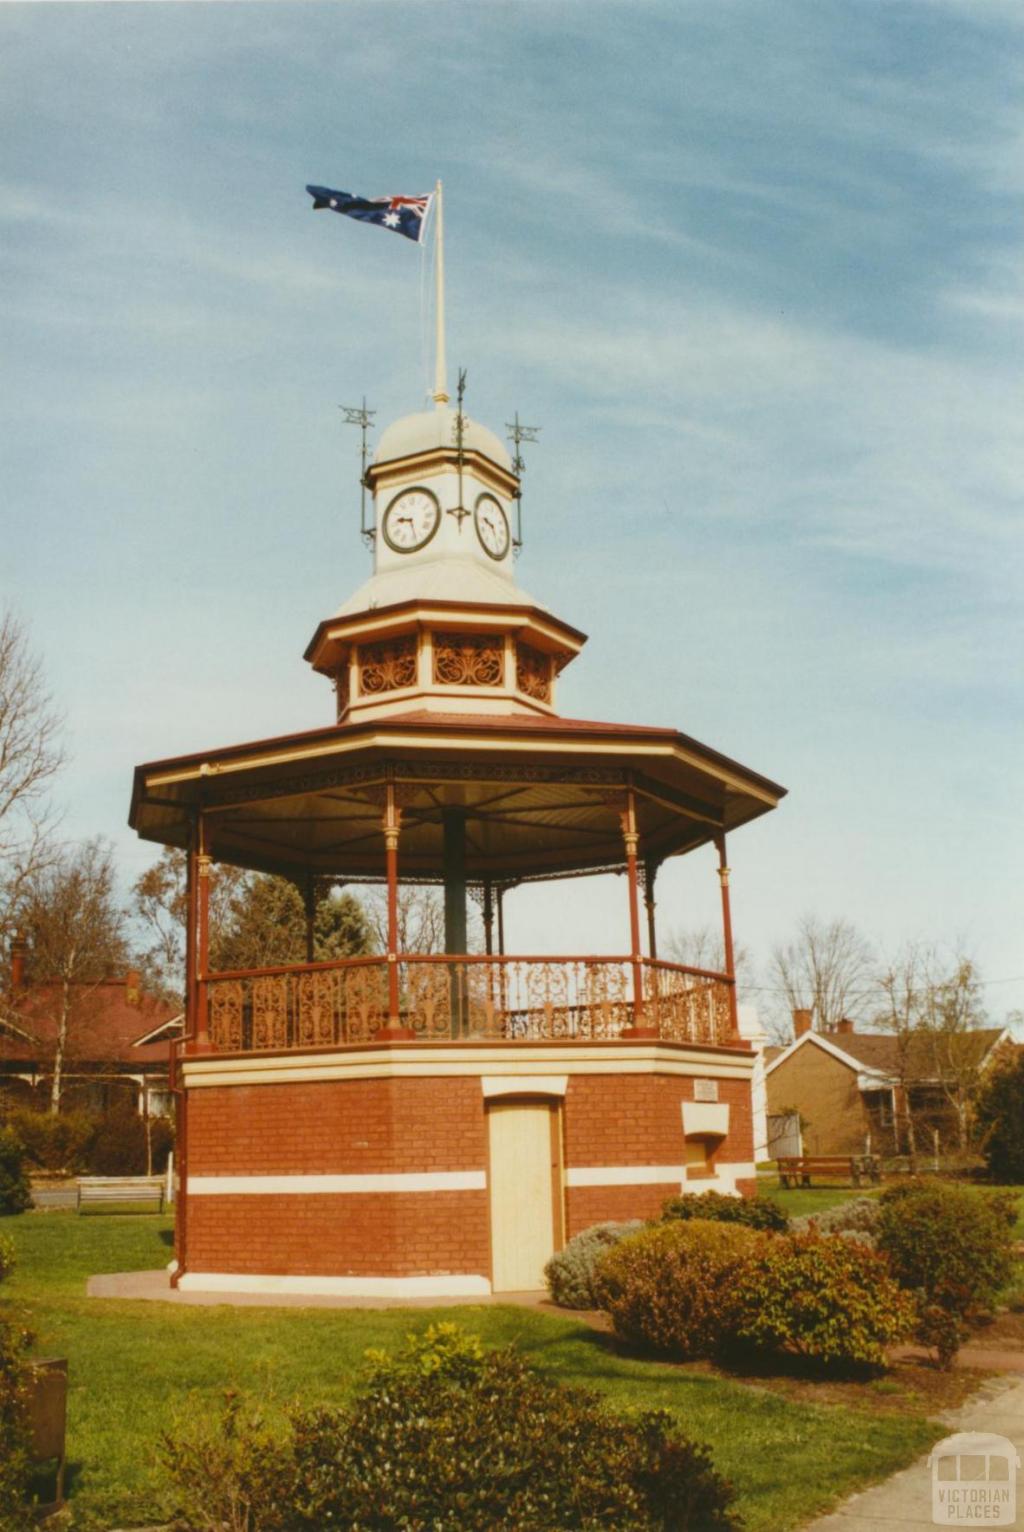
left=644, top=858, right=659, bottom=959
left=715, top=832, right=741, bottom=1040
left=621, top=788, right=655, bottom=1037
left=376, top=782, right=414, bottom=1041
left=184, top=824, right=197, bottom=1045
left=194, top=818, right=211, bottom=1051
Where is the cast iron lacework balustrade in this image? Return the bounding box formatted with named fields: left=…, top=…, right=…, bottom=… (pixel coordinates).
left=202, top=956, right=733, bottom=1051
left=432, top=633, right=504, bottom=687
left=359, top=637, right=417, bottom=694
left=516, top=643, right=551, bottom=702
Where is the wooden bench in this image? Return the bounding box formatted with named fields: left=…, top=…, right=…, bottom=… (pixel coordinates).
left=777, top=1155, right=881, bottom=1189
left=76, top=1176, right=165, bottom=1214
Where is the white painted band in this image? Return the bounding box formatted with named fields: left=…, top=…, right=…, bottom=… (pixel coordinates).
left=176, top=1271, right=493, bottom=1298
left=565, top=1160, right=757, bottom=1189
left=187, top=1170, right=486, bottom=1196
left=182, top=1044, right=753, bottom=1090
left=566, top=1165, right=685, bottom=1188
left=481, top=1075, right=567, bottom=1098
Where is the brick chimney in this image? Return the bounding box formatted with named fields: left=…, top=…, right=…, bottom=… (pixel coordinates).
left=125, top=968, right=141, bottom=1006
left=9, top=933, right=28, bottom=992
left=836, top=1017, right=855, bottom=1035
left=793, top=1008, right=813, bottom=1038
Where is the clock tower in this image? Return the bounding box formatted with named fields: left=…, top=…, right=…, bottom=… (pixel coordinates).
left=304, top=401, right=587, bottom=724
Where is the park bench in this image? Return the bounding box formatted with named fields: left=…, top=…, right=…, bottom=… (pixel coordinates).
left=777, top=1155, right=881, bottom=1189
left=76, top=1175, right=165, bottom=1214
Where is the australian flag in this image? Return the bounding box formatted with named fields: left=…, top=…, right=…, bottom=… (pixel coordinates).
left=305, top=185, right=433, bottom=244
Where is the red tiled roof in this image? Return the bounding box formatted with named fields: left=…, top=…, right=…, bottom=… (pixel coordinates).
left=0, top=979, right=181, bottom=1068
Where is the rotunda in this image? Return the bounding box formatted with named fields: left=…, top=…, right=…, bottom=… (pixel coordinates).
left=130, top=390, right=786, bottom=1297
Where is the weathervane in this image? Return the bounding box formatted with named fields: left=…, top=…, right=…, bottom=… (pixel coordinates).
left=340, top=398, right=376, bottom=547
left=506, top=411, right=540, bottom=553
left=447, top=368, right=471, bottom=530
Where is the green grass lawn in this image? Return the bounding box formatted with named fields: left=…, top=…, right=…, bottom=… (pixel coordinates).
left=1, top=1211, right=953, bottom=1531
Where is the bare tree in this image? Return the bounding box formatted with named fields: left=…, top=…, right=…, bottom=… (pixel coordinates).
left=363, top=883, right=446, bottom=954
left=0, top=613, right=65, bottom=952
left=770, top=914, right=875, bottom=1037
left=664, top=923, right=754, bottom=983
left=131, top=846, right=247, bottom=1002
left=20, top=838, right=128, bottom=1112
left=875, top=941, right=928, bottom=1162
left=919, top=952, right=987, bottom=1149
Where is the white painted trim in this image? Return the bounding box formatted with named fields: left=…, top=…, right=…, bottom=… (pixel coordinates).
left=566, top=1165, right=685, bottom=1188
left=565, top=1160, right=757, bottom=1191
left=682, top=1101, right=730, bottom=1138
left=176, top=1271, right=493, bottom=1298
left=481, top=1075, right=567, bottom=1098
left=182, top=1043, right=754, bottom=1090
left=187, top=1170, right=486, bottom=1196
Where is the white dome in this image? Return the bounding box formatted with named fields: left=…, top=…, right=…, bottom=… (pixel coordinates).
left=374, top=407, right=513, bottom=471
left=334, top=558, right=537, bottom=618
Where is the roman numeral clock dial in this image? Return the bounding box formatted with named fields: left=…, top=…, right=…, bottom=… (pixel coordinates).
left=381, top=487, right=441, bottom=552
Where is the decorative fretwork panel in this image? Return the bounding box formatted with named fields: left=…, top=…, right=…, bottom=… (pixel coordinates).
left=209, top=979, right=244, bottom=1050
left=432, top=633, right=503, bottom=688
left=359, top=636, right=417, bottom=695
left=516, top=643, right=552, bottom=702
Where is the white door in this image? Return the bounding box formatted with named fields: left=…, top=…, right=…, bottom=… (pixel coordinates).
left=488, top=1100, right=560, bottom=1291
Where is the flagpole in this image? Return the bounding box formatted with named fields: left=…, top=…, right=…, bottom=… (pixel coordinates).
left=432, top=179, right=449, bottom=406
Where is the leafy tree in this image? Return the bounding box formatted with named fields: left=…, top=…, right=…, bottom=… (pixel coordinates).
left=975, top=1048, right=1024, bottom=1182
left=131, top=847, right=245, bottom=1002
left=0, top=613, right=64, bottom=976
left=19, top=838, right=128, bottom=1113
left=213, top=875, right=373, bottom=971
left=770, top=915, right=875, bottom=1037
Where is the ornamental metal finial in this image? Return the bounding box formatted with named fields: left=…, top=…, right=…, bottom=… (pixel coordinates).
left=340, top=398, right=376, bottom=548
left=506, top=411, right=540, bottom=552
left=447, top=367, right=471, bottom=529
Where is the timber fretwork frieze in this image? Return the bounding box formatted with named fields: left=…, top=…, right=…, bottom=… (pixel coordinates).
left=516, top=642, right=552, bottom=702
left=358, top=636, right=417, bottom=695
left=433, top=633, right=504, bottom=688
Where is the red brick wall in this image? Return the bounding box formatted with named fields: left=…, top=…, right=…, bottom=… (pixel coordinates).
left=187, top=1076, right=486, bottom=1176
left=187, top=1191, right=490, bottom=1277
left=563, top=1074, right=753, bottom=1168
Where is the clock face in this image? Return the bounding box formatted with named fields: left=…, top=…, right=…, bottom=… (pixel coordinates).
left=381, top=487, right=441, bottom=553
left=474, top=494, right=510, bottom=560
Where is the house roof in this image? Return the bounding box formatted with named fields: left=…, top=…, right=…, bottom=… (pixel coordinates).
left=0, top=978, right=182, bottom=1069
left=765, top=1025, right=1009, bottom=1085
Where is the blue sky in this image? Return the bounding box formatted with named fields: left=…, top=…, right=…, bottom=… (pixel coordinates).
left=2, top=1, right=1021, bottom=1032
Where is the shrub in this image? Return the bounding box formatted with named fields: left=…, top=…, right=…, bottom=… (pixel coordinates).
left=0, top=1238, right=32, bottom=1530
left=544, top=1220, right=645, bottom=1309
left=791, top=1196, right=881, bottom=1243
left=0, top=1132, right=31, bottom=1217
left=88, top=1101, right=146, bottom=1176
left=975, top=1050, right=1024, bottom=1182
left=594, top=1219, right=764, bottom=1358
left=7, top=1109, right=95, bottom=1176
left=876, top=1180, right=1015, bottom=1367
left=163, top=1324, right=739, bottom=1531
left=661, top=1189, right=789, bottom=1232
left=730, top=1232, right=915, bottom=1370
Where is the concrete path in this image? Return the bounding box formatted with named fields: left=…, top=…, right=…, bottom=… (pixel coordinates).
left=803, top=1373, right=1024, bottom=1530
left=87, top=1267, right=558, bottom=1311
